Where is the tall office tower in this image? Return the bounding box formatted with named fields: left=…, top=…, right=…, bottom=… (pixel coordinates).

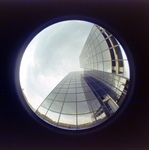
left=36, top=25, right=129, bottom=130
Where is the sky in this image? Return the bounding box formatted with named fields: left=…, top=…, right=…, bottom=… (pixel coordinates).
left=20, top=20, right=93, bottom=110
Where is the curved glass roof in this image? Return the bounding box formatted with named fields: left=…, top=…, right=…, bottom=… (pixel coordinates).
left=20, top=21, right=130, bottom=130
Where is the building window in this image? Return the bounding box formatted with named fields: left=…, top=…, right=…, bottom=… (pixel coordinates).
left=19, top=20, right=131, bottom=131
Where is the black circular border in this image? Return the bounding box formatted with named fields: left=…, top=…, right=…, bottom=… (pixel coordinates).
left=15, top=15, right=136, bottom=136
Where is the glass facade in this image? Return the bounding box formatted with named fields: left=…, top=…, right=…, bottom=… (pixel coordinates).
left=36, top=25, right=130, bottom=130
left=79, top=25, right=129, bottom=78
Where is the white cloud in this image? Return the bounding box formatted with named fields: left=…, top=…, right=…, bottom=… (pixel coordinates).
left=20, top=20, right=93, bottom=110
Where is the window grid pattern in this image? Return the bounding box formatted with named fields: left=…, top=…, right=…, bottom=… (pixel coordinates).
left=84, top=70, right=128, bottom=104
left=79, top=25, right=128, bottom=76
left=36, top=24, right=129, bottom=130
left=36, top=72, right=104, bottom=130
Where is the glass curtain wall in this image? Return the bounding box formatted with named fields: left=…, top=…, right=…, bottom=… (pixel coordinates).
left=37, top=72, right=105, bottom=130
left=36, top=25, right=130, bottom=130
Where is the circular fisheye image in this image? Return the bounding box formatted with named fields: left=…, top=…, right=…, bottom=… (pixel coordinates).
left=19, top=20, right=130, bottom=130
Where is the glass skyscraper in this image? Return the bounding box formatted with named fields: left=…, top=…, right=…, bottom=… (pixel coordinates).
left=36, top=25, right=129, bottom=130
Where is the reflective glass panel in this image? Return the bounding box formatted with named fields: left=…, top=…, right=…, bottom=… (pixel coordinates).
left=47, top=93, right=57, bottom=100
left=46, top=111, right=59, bottom=123
left=62, top=103, right=76, bottom=114
left=103, top=50, right=111, bottom=61
left=77, top=93, right=86, bottom=101
left=97, top=34, right=105, bottom=43
left=38, top=107, right=47, bottom=115
left=59, top=114, right=76, bottom=125
left=50, top=101, right=63, bottom=113
left=78, top=113, right=93, bottom=125
left=55, top=93, right=66, bottom=101
left=65, top=93, right=76, bottom=102
left=77, top=102, right=90, bottom=114
left=101, top=41, right=109, bottom=51
left=41, top=99, right=53, bottom=109
left=20, top=20, right=131, bottom=131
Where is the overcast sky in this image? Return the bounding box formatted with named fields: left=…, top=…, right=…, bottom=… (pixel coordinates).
left=20, top=20, right=93, bottom=110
